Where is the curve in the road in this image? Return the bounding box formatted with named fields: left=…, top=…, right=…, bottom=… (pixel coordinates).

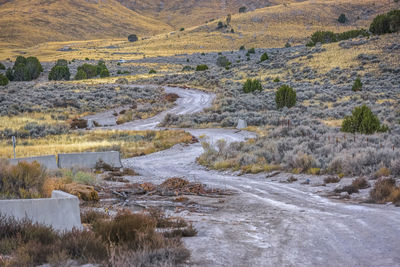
left=102, top=85, right=400, bottom=267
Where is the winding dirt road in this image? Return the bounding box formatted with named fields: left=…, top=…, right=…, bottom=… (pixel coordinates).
left=116, top=86, right=400, bottom=267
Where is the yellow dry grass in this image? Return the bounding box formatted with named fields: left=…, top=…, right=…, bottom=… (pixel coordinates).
left=0, top=130, right=194, bottom=159
left=290, top=33, right=400, bottom=74
left=0, top=0, right=171, bottom=48
left=1, top=0, right=397, bottom=62
left=322, top=119, right=343, bottom=128
left=0, top=113, right=66, bottom=131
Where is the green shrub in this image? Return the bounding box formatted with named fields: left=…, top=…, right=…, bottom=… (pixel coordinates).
left=55, top=59, right=68, bottom=66
left=48, top=61, right=70, bottom=81
left=100, top=68, right=110, bottom=78
left=216, top=56, right=231, bottom=68
left=196, top=64, right=209, bottom=71
left=7, top=56, right=43, bottom=81
left=352, top=77, right=362, bottom=91
left=148, top=69, right=157, bottom=74
left=248, top=48, right=255, bottom=54
left=12, top=64, right=30, bottom=81
left=0, top=73, right=9, bottom=86
left=74, top=69, right=87, bottom=80
left=239, top=45, right=245, bottom=50
left=128, top=34, right=138, bottom=42
left=341, top=105, right=388, bottom=134
left=5, top=68, right=13, bottom=81
left=217, top=21, right=224, bottom=29
left=243, top=79, right=262, bottom=93
left=338, top=13, right=347, bottom=23
left=370, top=10, right=400, bottom=35
left=180, top=28, right=184, bottom=31
left=260, top=52, right=269, bottom=62
left=239, top=6, right=246, bottom=13
left=275, top=84, right=296, bottom=109
left=308, top=29, right=369, bottom=46
left=76, top=63, right=98, bottom=79
left=0, top=62, right=5, bottom=70
left=273, top=77, right=280, bottom=82
left=182, top=66, right=193, bottom=71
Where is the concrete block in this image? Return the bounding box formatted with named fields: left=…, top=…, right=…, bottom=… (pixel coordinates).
left=8, top=155, right=58, bottom=170
left=0, top=190, right=82, bottom=231
left=236, top=119, right=247, bottom=129
left=58, top=151, right=122, bottom=169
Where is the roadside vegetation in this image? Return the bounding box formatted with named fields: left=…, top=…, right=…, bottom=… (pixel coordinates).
left=0, top=130, right=195, bottom=159
left=0, top=210, right=191, bottom=266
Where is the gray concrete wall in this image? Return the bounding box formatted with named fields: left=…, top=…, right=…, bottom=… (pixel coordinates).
left=0, top=190, right=82, bottom=231
left=58, top=151, right=122, bottom=169
left=8, top=155, right=58, bottom=170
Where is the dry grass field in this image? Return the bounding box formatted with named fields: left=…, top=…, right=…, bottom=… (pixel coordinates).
left=1, top=0, right=398, bottom=62
left=0, top=129, right=194, bottom=159
left=0, top=0, right=171, bottom=48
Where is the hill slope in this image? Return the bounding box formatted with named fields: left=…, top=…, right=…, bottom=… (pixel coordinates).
left=117, top=0, right=306, bottom=28
left=0, top=0, right=172, bottom=47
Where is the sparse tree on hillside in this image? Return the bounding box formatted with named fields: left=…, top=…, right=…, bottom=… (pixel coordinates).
left=338, top=13, right=347, bottom=24
left=275, top=85, right=296, bottom=109
left=128, top=34, right=138, bottom=42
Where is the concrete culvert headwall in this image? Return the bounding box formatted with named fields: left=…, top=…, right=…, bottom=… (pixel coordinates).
left=0, top=191, right=82, bottom=231
left=8, top=155, right=58, bottom=170
left=58, top=151, right=122, bottom=169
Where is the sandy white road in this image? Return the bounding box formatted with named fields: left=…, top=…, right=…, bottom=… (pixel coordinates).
left=106, top=85, right=400, bottom=267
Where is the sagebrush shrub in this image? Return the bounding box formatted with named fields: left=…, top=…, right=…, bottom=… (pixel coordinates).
left=275, top=84, right=296, bottom=109
left=216, top=56, right=231, bottom=68
left=0, top=161, right=46, bottom=199
left=243, top=79, right=262, bottom=93
left=341, top=105, right=388, bottom=134
left=370, top=178, right=400, bottom=204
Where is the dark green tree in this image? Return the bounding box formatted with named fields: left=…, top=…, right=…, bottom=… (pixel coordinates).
left=128, top=34, right=138, bottom=42
left=49, top=66, right=70, bottom=81
left=0, top=73, right=9, bottom=86
left=243, top=79, right=262, bottom=93
left=196, top=64, right=209, bottom=71
left=338, top=14, right=347, bottom=23
left=0, top=62, right=5, bottom=70
left=275, top=85, right=296, bottom=109
left=100, top=68, right=110, bottom=78
left=352, top=78, right=362, bottom=92
left=341, top=105, right=388, bottom=134
left=74, top=69, right=87, bottom=80
left=370, top=10, right=400, bottom=35
left=48, top=59, right=70, bottom=81
left=260, top=52, right=269, bottom=62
